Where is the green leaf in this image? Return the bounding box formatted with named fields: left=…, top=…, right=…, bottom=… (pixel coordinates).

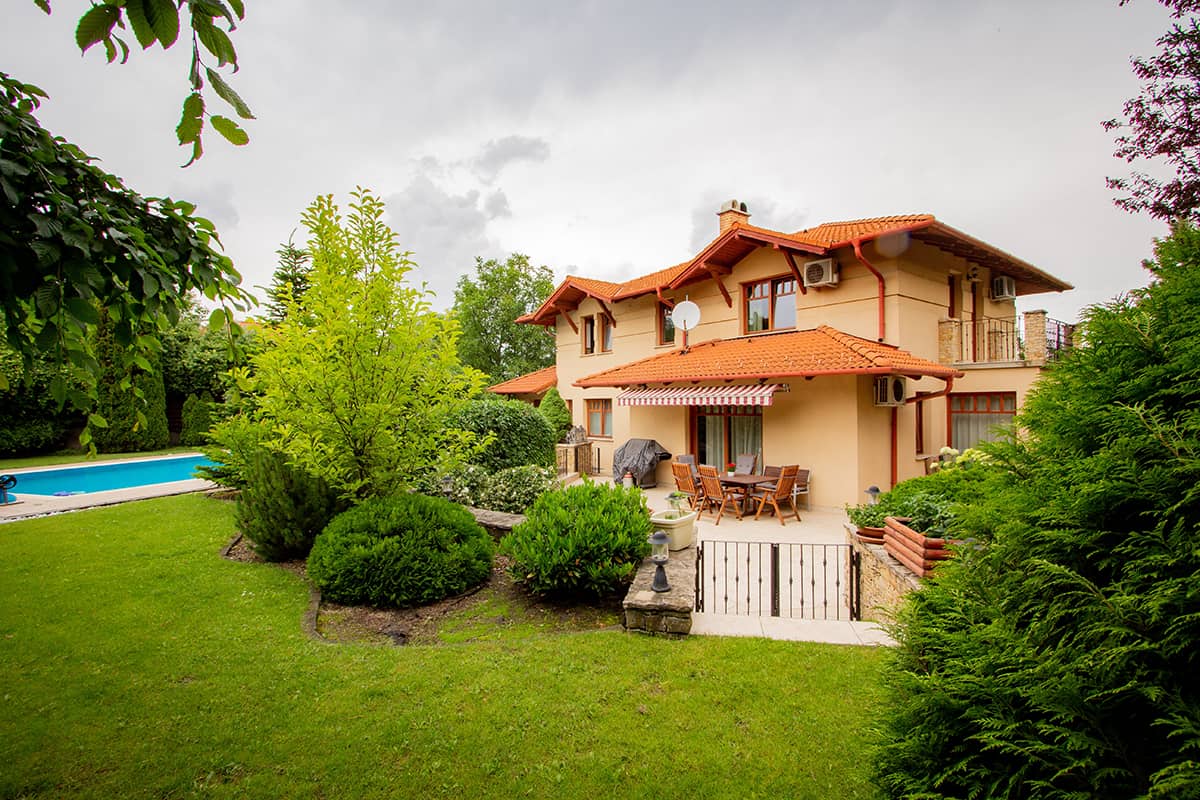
left=207, top=307, right=228, bottom=331
left=90, top=414, right=109, bottom=429
left=65, top=297, right=100, bottom=325
left=76, top=4, right=120, bottom=54
left=205, top=68, right=254, bottom=119
left=34, top=0, right=51, bottom=13
left=183, top=137, right=203, bottom=168
left=144, top=0, right=180, bottom=48
left=226, top=0, right=245, bottom=19
left=210, top=115, right=249, bottom=146
left=49, top=375, right=66, bottom=408
left=78, top=427, right=92, bottom=447
left=193, top=17, right=237, bottom=67
left=132, top=354, right=152, bottom=372
left=175, top=92, right=204, bottom=145
left=124, top=0, right=158, bottom=49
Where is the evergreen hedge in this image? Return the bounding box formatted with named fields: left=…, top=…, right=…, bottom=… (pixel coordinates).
left=538, top=387, right=572, bottom=442
left=873, top=223, right=1200, bottom=799
left=236, top=448, right=348, bottom=561
left=451, top=397, right=555, bottom=471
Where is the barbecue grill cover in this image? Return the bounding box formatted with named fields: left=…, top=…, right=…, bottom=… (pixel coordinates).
left=611, top=439, right=671, bottom=488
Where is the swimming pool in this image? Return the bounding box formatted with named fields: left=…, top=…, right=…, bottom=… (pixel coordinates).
left=4, top=454, right=214, bottom=499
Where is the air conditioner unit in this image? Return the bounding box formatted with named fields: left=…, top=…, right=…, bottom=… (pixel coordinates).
left=992, top=275, right=1017, bottom=300
left=874, top=376, right=906, bottom=407
left=802, top=258, right=838, bottom=288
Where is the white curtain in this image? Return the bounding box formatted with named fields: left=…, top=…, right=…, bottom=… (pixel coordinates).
left=704, top=415, right=725, bottom=469
left=952, top=413, right=1013, bottom=450
left=731, top=415, right=762, bottom=472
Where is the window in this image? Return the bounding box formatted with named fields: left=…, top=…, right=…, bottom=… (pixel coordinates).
left=744, top=276, right=797, bottom=332
left=582, top=316, right=596, bottom=354
left=915, top=396, right=926, bottom=454
left=600, top=315, right=613, bottom=352
left=658, top=302, right=676, bottom=345
left=690, top=405, right=762, bottom=471
left=586, top=399, right=612, bottom=438
left=949, top=392, right=1016, bottom=450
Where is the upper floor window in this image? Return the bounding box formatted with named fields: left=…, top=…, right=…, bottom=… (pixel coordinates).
left=949, top=392, right=1016, bottom=450
left=582, top=315, right=596, bottom=354
left=658, top=302, right=676, bottom=345
left=744, top=277, right=797, bottom=333
left=582, top=314, right=612, bottom=354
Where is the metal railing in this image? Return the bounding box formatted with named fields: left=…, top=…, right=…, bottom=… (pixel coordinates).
left=695, top=540, right=860, bottom=621
left=1046, top=317, right=1074, bottom=360
left=958, top=317, right=1021, bottom=363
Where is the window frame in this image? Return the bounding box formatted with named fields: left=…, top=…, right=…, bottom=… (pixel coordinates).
left=657, top=302, right=676, bottom=346
left=599, top=314, right=613, bottom=353
left=582, top=315, right=596, bottom=355
left=585, top=398, right=613, bottom=439
left=742, top=274, right=798, bottom=334
left=947, top=391, right=1016, bottom=449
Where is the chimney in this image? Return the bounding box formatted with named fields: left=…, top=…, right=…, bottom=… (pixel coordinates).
left=717, top=199, right=750, bottom=233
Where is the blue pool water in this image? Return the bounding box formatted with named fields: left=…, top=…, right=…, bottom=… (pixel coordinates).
left=4, top=454, right=213, bottom=499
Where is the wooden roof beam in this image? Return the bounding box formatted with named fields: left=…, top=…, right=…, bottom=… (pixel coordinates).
left=703, top=265, right=733, bottom=307
left=595, top=298, right=616, bottom=327
left=780, top=249, right=808, bottom=295
left=555, top=306, right=579, bottom=334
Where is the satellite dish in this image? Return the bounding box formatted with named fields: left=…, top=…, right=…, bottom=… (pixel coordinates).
left=671, top=300, right=701, bottom=332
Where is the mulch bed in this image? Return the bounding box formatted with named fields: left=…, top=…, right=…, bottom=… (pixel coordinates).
left=221, top=535, right=623, bottom=646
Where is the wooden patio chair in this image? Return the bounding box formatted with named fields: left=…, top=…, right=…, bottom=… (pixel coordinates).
left=697, top=464, right=743, bottom=525
left=670, top=461, right=704, bottom=511
left=753, top=465, right=801, bottom=525
left=760, top=464, right=782, bottom=491
left=734, top=453, right=758, bottom=475
left=792, top=468, right=811, bottom=510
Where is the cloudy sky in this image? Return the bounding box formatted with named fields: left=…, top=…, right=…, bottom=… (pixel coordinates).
left=3, top=0, right=1178, bottom=323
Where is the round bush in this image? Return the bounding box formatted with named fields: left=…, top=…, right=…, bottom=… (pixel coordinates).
left=451, top=397, right=555, bottom=471
left=538, top=387, right=572, bottom=442
left=500, top=479, right=651, bottom=598
left=307, top=493, right=494, bottom=608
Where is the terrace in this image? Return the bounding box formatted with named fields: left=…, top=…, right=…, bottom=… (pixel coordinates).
left=939, top=309, right=1075, bottom=367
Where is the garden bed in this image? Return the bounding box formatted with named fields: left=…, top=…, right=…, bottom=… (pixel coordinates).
left=223, top=535, right=622, bottom=645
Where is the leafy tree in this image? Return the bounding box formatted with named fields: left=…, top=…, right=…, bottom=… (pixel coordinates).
left=244, top=188, right=488, bottom=499
left=159, top=297, right=243, bottom=401
left=35, top=0, right=254, bottom=163
left=539, top=386, right=572, bottom=442
left=452, top=254, right=555, bottom=383
left=874, top=223, right=1200, bottom=798
left=0, top=72, right=250, bottom=430
left=450, top=397, right=556, bottom=472
left=91, top=310, right=169, bottom=453
left=259, top=234, right=312, bottom=324
left=0, top=347, right=76, bottom=456
left=1106, top=0, right=1200, bottom=220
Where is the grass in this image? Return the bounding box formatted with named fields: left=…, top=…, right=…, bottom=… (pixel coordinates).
left=0, top=494, right=886, bottom=798
left=0, top=446, right=198, bottom=471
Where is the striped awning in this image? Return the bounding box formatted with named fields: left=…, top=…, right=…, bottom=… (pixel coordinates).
left=617, top=384, right=782, bottom=407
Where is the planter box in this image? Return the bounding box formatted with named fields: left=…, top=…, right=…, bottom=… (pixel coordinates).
left=855, top=525, right=886, bottom=545
left=650, top=510, right=697, bottom=551
left=884, top=516, right=952, bottom=578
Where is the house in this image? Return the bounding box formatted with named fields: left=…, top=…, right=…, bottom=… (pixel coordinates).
left=516, top=200, right=1073, bottom=508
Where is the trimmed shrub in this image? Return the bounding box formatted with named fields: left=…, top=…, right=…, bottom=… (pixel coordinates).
left=307, top=493, right=494, bottom=608
left=500, top=479, right=651, bottom=598
left=478, top=464, right=557, bottom=513
left=538, top=387, right=572, bottom=442
left=451, top=397, right=555, bottom=471
left=414, top=463, right=491, bottom=507
left=236, top=448, right=349, bottom=561
left=179, top=392, right=215, bottom=446
left=92, top=315, right=170, bottom=453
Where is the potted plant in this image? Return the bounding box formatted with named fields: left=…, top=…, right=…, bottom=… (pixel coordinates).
left=725, top=461, right=736, bottom=477
left=650, top=490, right=697, bottom=550
left=845, top=502, right=888, bottom=544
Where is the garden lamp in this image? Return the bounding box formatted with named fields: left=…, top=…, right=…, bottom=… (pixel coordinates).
left=865, top=486, right=881, bottom=505
left=648, top=529, right=670, bottom=592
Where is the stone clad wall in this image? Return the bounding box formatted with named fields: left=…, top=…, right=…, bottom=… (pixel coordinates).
left=622, top=546, right=695, bottom=636
left=846, top=525, right=920, bottom=623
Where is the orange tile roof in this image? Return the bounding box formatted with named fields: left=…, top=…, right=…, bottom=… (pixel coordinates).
left=792, top=215, right=936, bottom=247
left=575, top=326, right=961, bottom=387
left=489, top=365, right=557, bottom=395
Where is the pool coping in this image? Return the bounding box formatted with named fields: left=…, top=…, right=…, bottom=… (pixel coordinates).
left=0, top=453, right=217, bottom=523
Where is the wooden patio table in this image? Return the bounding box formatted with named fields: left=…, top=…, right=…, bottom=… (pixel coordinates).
left=719, top=473, right=775, bottom=516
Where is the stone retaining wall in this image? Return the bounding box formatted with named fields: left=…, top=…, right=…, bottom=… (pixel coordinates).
left=622, top=546, right=695, bottom=636
left=468, top=507, right=524, bottom=542
left=846, top=525, right=920, bottom=623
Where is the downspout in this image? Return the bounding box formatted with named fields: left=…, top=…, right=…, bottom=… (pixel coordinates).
left=852, top=239, right=886, bottom=342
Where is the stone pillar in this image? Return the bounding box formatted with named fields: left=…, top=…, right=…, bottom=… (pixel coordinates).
left=1023, top=309, right=1047, bottom=365
left=937, top=318, right=960, bottom=365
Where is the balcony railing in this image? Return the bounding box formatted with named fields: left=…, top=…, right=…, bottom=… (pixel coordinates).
left=940, top=311, right=1074, bottom=367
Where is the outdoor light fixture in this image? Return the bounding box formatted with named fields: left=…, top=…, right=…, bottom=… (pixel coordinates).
left=865, top=486, right=881, bottom=505
left=649, top=529, right=670, bottom=592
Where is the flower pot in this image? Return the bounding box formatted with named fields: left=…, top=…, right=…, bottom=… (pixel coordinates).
left=883, top=516, right=953, bottom=577
left=651, top=509, right=697, bottom=551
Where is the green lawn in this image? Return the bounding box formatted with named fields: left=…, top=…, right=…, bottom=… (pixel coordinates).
left=0, top=495, right=885, bottom=799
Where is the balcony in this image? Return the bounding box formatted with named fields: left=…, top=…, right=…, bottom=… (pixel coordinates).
left=939, top=311, right=1074, bottom=367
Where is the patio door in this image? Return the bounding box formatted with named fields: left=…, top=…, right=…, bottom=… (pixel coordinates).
left=691, top=405, right=762, bottom=472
